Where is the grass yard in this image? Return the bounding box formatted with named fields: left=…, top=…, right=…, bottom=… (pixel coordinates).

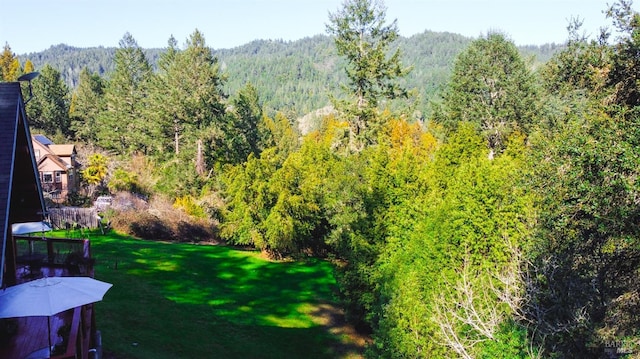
left=78, top=230, right=365, bottom=358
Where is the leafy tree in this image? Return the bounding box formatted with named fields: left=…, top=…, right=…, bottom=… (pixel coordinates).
left=437, top=33, right=540, bottom=156
left=607, top=0, right=640, bottom=108
left=521, top=3, right=640, bottom=356
left=153, top=157, right=206, bottom=198
left=70, top=67, right=106, bottom=143
left=82, top=153, right=109, bottom=197
left=260, top=112, right=301, bottom=158
left=220, top=149, right=280, bottom=249
left=108, top=168, right=139, bottom=194
left=526, top=107, right=640, bottom=357
left=540, top=18, right=611, bottom=100
left=525, top=4, right=640, bottom=350
left=373, top=124, right=535, bottom=358
left=537, top=19, right=612, bottom=135
left=220, top=112, right=302, bottom=254
left=327, top=0, right=410, bottom=150
left=97, top=32, right=154, bottom=155
left=26, top=64, right=71, bottom=137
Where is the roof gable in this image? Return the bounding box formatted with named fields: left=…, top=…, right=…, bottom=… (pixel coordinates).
left=0, top=83, right=46, bottom=286
left=38, top=153, right=70, bottom=171
left=48, top=144, right=76, bottom=157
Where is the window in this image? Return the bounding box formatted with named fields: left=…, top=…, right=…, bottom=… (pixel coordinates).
left=43, top=172, right=53, bottom=183
left=55, top=171, right=62, bottom=183
left=35, top=149, right=40, bottom=160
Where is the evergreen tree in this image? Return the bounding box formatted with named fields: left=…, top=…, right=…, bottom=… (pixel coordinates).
left=147, top=30, right=226, bottom=171
left=97, top=32, right=154, bottom=155
left=70, top=68, right=106, bottom=143
left=227, top=83, right=264, bottom=161
left=327, top=0, right=410, bottom=150
left=437, top=33, right=540, bottom=156
left=0, top=43, right=20, bottom=82
left=220, top=112, right=301, bottom=252
left=147, top=36, right=181, bottom=155
left=23, top=59, right=35, bottom=74
left=607, top=0, right=640, bottom=108
left=525, top=2, right=640, bottom=355
left=26, top=64, right=71, bottom=137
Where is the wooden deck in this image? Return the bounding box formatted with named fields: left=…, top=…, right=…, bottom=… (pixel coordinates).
left=0, top=236, right=99, bottom=359
left=0, top=303, right=95, bottom=359
left=0, top=309, right=70, bottom=359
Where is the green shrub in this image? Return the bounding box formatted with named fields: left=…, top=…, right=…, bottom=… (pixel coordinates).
left=108, top=168, right=139, bottom=193
left=478, top=321, right=536, bottom=359
left=128, top=212, right=174, bottom=241
left=176, top=220, right=214, bottom=243
left=174, top=195, right=207, bottom=219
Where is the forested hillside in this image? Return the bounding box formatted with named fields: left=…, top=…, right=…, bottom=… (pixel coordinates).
left=20, top=32, right=561, bottom=119
left=2, top=0, right=638, bottom=358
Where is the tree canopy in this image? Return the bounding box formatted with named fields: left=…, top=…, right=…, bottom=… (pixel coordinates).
left=3, top=1, right=640, bottom=357
left=327, top=0, right=410, bottom=149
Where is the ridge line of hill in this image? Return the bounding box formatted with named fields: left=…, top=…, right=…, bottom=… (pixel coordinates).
left=18, top=31, right=563, bottom=118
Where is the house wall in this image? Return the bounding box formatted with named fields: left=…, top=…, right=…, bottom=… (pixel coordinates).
left=38, top=158, right=72, bottom=202
left=31, top=140, right=48, bottom=162
left=32, top=140, right=79, bottom=203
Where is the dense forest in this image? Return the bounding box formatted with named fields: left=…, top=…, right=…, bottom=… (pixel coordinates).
left=1, top=0, right=640, bottom=357
left=18, top=32, right=560, bottom=121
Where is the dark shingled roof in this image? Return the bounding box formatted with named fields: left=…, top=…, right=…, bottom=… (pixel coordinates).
left=0, top=82, right=46, bottom=286
left=0, top=83, right=19, bottom=277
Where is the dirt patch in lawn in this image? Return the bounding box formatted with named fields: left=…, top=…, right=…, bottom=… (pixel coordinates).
left=308, top=301, right=372, bottom=359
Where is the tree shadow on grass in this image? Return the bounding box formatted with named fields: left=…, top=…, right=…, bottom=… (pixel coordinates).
left=91, top=233, right=366, bottom=358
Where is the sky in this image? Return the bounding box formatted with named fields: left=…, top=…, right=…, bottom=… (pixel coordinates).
left=0, top=0, right=627, bottom=55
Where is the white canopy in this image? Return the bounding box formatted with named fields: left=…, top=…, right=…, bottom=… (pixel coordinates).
left=0, top=277, right=112, bottom=318
left=0, top=276, right=113, bottom=357
left=11, top=221, right=52, bottom=235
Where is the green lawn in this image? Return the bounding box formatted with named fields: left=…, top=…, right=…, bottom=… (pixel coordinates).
left=78, top=231, right=362, bottom=358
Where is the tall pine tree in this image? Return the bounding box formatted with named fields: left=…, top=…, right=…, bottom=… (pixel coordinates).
left=147, top=30, right=226, bottom=171
left=97, top=32, right=154, bottom=155
left=70, top=68, right=106, bottom=144
left=326, top=0, right=410, bottom=150
left=0, top=43, right=20, bottom=82
left=27, top=64, right=71, bottom=138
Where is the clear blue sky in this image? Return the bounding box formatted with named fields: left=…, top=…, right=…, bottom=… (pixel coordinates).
left=1, top=0, right=625, bottom=55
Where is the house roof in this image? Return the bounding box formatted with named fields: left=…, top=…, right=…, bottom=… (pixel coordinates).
left=48, top=144, right=76, bottom=156
left=33, top=134, right=53, bottom=146
left=37, top=153, right=71, bottom=170
left=32, top=135, right=77, bottom=172
left=0, top=82, right=47, bottom=286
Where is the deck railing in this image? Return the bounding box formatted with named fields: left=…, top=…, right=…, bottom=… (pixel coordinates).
left=51, top=304, right=95, bottom=359
left=4, top=237, right=98, bottom=359
left=14, top=235, right=94, bottom=278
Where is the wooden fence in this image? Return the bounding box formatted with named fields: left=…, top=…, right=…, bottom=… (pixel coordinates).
left=48, top=207, right=100, bottom=229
